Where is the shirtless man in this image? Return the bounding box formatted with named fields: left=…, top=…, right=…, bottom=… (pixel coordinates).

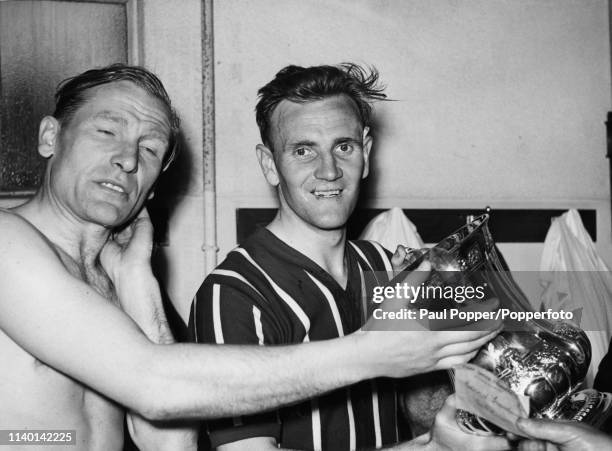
left=0, top=64, right=500, bottom=450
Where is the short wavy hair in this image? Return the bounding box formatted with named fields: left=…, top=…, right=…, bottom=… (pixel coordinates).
left=54, top=63, right=180, bottom=169
left=255, top=63, right=387, bottom=148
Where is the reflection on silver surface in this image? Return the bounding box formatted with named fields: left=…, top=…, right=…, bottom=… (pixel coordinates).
left=405, top=214, right=612, bottom=433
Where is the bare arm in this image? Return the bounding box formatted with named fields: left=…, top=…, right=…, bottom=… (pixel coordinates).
left=0, top=211, right=499, bottom=422
left=0, top=211, right=370, bottom=419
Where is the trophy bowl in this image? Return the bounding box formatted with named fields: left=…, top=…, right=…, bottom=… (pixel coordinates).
left=397, top=214, right=612, bottom=434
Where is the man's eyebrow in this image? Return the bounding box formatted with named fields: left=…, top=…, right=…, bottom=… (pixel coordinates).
left=141, top=130, right=170, bottom=143
left=286, top=140, right=317, bottom=149
left=333, top=137, right=361, bottom=146
left=92, top=111, right=128, bottom=125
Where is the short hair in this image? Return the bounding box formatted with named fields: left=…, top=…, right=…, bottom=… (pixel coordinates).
left=255, top=63, right=387, bottom=148
left=53, top=63, right=180, bottom=169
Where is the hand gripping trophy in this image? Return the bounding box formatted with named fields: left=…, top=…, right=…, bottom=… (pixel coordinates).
left=396, top=214, right=612, bottom=434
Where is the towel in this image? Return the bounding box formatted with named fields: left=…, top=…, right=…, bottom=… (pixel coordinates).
left=539, top=209, right=612, bottom=387
left=359, top=207, right=425, bottom=252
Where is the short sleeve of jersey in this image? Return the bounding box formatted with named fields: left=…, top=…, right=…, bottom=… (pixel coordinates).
left=188, top=272, right=283, bottom=446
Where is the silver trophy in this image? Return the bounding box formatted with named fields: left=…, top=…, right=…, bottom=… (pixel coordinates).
left=397, top=214, right=612, bottom=434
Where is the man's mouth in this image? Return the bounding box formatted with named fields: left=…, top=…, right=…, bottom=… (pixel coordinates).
left=100, top=181, right=126, bottom=194
left=313, top=189, right=342, bottom=198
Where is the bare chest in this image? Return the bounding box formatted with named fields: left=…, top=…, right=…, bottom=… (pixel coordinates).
left=57, top=249, right=118, bottom=303
left=0, top=330, right=124, bottom=450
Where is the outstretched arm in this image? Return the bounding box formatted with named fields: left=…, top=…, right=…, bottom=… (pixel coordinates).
left=0, top=211, right=500, bottom=423
left=0, top=210, right=371, bottom=420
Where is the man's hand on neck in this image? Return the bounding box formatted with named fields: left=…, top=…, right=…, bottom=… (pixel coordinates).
left=100, top=208, right=173, bottom=344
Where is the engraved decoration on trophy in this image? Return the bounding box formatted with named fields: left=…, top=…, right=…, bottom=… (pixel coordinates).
left=395, top=214, right=612, bottom=434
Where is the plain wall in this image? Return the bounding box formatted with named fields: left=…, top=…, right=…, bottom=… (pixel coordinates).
left=144, top=0, right=612, bottom=320
left=215, top=0, right=610, bottom=203
left=140, top=0, right=206, bottom=318
left=214, top=0, right=612, bottom=284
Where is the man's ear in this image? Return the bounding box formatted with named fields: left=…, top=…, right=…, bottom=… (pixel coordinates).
left=256, top=144, right=280, bottom=186
left=362, top=126, right=373, bottom=179
left=38, top=116, right=60, bottom=158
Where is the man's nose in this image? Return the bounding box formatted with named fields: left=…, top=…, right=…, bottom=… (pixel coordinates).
left=111, top=144, right=138, bottom=173
left=314, top=153, right=342, bottom=180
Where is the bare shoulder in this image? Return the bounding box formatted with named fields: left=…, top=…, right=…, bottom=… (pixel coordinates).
left=0, top=208, right=61, bottom=263
left=0, top=207, right=45, bottom=238
left=0, top=208, right=71, bottom=317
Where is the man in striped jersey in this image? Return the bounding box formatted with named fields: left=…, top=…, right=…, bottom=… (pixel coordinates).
left=0, top=64, right=497, bottom=451
left=189, top=64, right=507, bottom=450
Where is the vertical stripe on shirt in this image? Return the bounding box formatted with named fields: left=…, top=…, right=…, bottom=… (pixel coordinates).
left=192, top=294, right=199, bottom=341
left=253, top=306, right=264, bottom=345
left=212, top=284, right=224, bottom=344
left=357, top=264, right=368, bottom=323
left=346, top=390, right=356, bottom=451
left=311, top=398, right=322, bottom=451
left=371, top=380, right=382, bottom=448
left=305, top=271, right=345, bottom=336
left=193, top=233, right=398, bottom=450
left=307, top=270, right=357, bottom=449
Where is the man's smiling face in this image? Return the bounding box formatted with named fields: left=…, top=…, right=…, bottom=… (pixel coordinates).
left=258, top=94, right=372, bottom=232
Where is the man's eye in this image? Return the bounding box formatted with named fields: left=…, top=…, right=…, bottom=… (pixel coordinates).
left=338, top=143, right=353, bottom=153
left=97, top=129, right=115, bottom=136
left=140, top=145, right=158, bottom=156
left=295, top=147, right=309, bottom=157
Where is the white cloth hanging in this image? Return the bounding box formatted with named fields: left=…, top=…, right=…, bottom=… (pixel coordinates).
left=359, top=207, right=425, bottom=252
left=539, top=209, right=612, bottom=387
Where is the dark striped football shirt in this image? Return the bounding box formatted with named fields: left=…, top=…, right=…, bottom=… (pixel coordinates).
left=189, top=227, right=399, bottom=451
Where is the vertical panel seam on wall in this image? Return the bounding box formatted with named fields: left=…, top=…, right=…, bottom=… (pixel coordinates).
left=202, top=0, right=218, bottom=276
left=608, top=0, right=612, bottom=222
left=127, top=0, right=144, bottom=65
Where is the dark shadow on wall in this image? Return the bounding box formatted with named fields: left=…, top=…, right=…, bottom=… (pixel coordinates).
left=148, top=130, right=194, bottom=340
left=357, top=113, right=387, bottom=203
left=148, top=130, right=192, bottom=276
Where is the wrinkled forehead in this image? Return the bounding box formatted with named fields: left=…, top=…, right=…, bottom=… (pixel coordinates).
left=74, top=81, right=172, bottom=132
left=269, top=95, right=363, bottom=145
